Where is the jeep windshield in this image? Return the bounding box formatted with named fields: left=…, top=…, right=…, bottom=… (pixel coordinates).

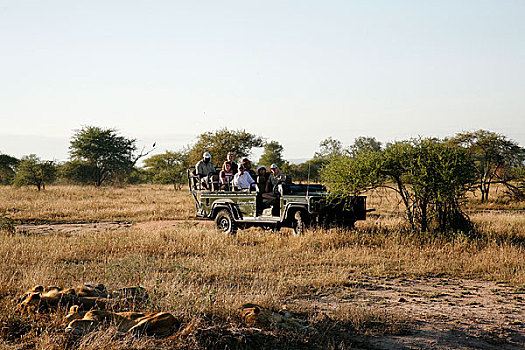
left=281, top=184, right=326, bottom=195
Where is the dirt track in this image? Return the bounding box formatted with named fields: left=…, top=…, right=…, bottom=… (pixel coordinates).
left=13, top=221, right=525, bottom=349
left=15, top=219, right=213, bottom=235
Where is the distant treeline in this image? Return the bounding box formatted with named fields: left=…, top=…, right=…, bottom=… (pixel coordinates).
left=1, top=127, right=524, bottom=207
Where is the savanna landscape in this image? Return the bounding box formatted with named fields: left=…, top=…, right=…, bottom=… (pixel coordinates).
left=0, top=183, right=523, bottom=349
left=3, top=1, right=525, bottom=348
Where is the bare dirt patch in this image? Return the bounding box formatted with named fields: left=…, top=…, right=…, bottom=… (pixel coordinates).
left=15, top=219, right=213, bottom=235
left=292, top=276, right=524, bottom=349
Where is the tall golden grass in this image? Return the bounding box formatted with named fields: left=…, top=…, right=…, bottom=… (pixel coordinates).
left=0, top=185, right=194, bottom=223
left=0, top=184, right=523, bottom=349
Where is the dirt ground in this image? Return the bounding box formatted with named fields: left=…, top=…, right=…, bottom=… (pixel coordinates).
left=291, top=276, right=524, bottom=349
left=13, top=221, right=525, bottom=349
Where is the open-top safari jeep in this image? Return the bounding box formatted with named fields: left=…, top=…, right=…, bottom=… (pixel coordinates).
left=187, top=169, right=369, bottom=234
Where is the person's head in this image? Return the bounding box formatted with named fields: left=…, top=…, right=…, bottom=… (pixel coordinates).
left=203, top=152, right=211, bottom=163
left=270, top=164, right=279, bottom=175
left=222, top=161, right=232, bottom=171
left=257, top=166, right=266, bottom=175
left=227, top=152, right=234, bottom=162
left=238, top=164, right=245, bottom=173
left=242, top=158, right=251, bottom=170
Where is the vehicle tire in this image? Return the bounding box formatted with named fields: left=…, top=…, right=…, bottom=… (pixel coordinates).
left=292, top=211, right=307, bottom=235
left=215, top=209, right=237, bottom=234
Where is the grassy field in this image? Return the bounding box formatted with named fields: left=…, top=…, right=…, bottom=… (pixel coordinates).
left=0, top=185, right=195, bottom=223
left=0, top=185, right=524, bottom=349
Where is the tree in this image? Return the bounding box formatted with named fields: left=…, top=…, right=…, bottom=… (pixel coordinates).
left=13, top=154, right=56, bottom=191
left=258, top=141, right=285, bottom=168
left=58, top=160, right=97, bottom=184
left=67, top=126, right=152, bottom=186
left=349, top=136, right=382, bottom=156
left=449, top=130, right=525, bottom=202
left=321, top=138, right=476, bottom=232
left=187, top=128, right=264, bottom=167
left=143, top=151, right=189, bottom=190
left=0, top=154, right=19, bottom=185
left=281, top=158, right=323, bottom=184
left=314, top=137, right=343, bottom=161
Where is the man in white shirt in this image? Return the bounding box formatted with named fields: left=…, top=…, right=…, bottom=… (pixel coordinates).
left=233, top=164, right=255, bottom=190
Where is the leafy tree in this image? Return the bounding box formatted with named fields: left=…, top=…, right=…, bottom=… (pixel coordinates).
left=508, top=166, right=525, bottom=200
left=282, top=158, right=323, bottom=183
left=187, top=128, right=264, bottom=167
left=143, top=151, right=189, bottom=190
left=321, top=139, right=476, bottom=232
left=258, top=141, right=285, bottom=168
left=67, top=126, right=151, bottom=186
left=314, top=137, right=343, bottom=162
left=13, top=154, right=56, bottom=191
left=349, top=136, right=382, bottom=156
left=449, top=130, right=525, bottom=202
left=0, top=154, right=19, bottom=185
left=58, top=160, right=97, bottom=184
left=406, top=139, right=476, bottom=232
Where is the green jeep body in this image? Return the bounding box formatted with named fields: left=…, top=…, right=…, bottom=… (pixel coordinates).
left=187, top=169, right=368, bottom=234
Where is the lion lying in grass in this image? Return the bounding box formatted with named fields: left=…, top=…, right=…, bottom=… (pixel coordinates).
left=238, top=303, right=315, bottom=332
left=16, top=285, right=107, bottom=314
left=64, top=305, right=178, bottom=337
left=15, top=284, right=149, bottom=314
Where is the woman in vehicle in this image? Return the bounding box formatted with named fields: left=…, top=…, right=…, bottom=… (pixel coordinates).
left=219, top=161, right=234, bottom=190
left=256, top=165, right=268, bottom=192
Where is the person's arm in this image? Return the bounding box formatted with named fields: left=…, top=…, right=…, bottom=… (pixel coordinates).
left=195, top=162, right=204, bottom=178
left=247, top=173, right=255, bottom=184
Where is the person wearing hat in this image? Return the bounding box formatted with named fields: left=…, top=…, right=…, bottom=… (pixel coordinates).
left=265, top=164, right=286, bottom=194
left=241, top=158, right=257, bottom=179
left=195, top=152, right=217, bottom=189
left=233, top=163, right=255, bottom=190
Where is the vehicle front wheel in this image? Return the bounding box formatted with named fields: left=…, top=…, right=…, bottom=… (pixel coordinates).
left=215, top=209, right=237, bottom=234
left=292, top=211, right=307, bottom=235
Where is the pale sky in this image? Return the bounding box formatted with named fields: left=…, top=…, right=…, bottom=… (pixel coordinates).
left=1, top=0, right=524, bottom=163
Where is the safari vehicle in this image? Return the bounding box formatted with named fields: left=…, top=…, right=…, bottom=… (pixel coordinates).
left=187, top=169, right=369, bottom=234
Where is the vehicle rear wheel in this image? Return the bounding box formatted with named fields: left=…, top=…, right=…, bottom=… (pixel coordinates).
left=215, top=209, right=237, bottom=234
left=292, top=211, right=307, bottom=235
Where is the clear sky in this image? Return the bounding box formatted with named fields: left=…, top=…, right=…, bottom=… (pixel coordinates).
left=1, top=0, right=524, bottom=163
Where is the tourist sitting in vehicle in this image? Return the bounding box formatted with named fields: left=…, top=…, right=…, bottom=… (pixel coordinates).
left=195, top=152, right=218, bottom=190
left=241, top=158, right=257, bottom=179
left=219, top=161, right=234, bottom=190
left=226, top=152, right=238, bottom=174
left=264, top=164, right=286, bottom=195
left=256, top=165, right=269, bottom=193
left=233, top=164, right=255, bottom=190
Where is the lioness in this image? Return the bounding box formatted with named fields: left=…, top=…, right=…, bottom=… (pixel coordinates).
left=238, top=303, right=315, bottom=332
left=64, top=305, right=178, bottom=337
left=16, top=285, right=106, bottom=314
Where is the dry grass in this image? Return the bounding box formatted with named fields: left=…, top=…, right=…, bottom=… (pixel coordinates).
left=0, top=184, right=524, bottom=349
left=0, top=185, right=194, bottom=223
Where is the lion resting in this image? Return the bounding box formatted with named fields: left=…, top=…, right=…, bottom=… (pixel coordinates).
left=238, top=303, right=315, bottom=332
left=16, top=285, right=107, bottom=314
left=15, top=284, right=151, bottom=314
left=64, top=305, right=178, bottom=337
